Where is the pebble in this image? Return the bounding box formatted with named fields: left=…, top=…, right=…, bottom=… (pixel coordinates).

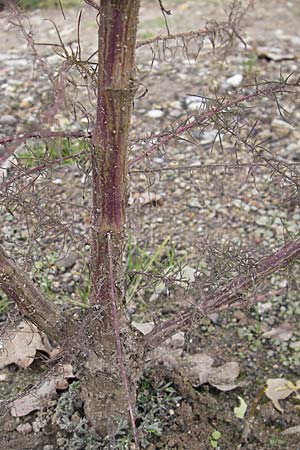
left=188, top=198, right=201, bottom=209
left=16, top=422, right=32, bottom=434
left=0, top=114, right=17, bottom=126
left=290, top=341, right=300, bottom=351
left=20, top=96, right=35, bottom=108
left=271, top=118, right=295, bottom=136
left=146, top=109, right=164, bottom=118
left=169, top=109, right=182, bottom=118
left=185, top=95, right=206, bottom=111
left=56, top=251, right=78, bottom=270
left=225, top=73, right=243, bottom=88
left=57, top=437, right=68, bottom=447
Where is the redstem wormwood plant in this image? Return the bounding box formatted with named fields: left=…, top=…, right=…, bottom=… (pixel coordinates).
left=0, top=1, right=300, bottom=448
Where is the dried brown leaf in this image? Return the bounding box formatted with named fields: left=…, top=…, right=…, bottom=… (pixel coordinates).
left=10, top=363, right=75, bottom=417
left=261, top=322, right=294, bottom=342
left=265, top=378, right=293, bottom=412
left=0, top=321, right=53, bottom=369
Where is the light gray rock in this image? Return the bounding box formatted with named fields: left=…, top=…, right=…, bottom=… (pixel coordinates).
left=0, top=114, right=17, bottom=126
left=147, top=109, right=164, bottom=118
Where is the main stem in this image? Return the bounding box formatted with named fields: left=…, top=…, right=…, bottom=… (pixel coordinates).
left=90, top=0, right=140, bottom=320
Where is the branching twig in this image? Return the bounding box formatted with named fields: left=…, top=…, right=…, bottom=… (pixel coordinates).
left=136, top=23, right=233, bottom=49
left=0, top=130, right=91, bottom=153
left=145, top=237, right=300, bottom=346
left=129, top=81, right=300, bottom=168
left=0, top=244, right=69, bottom=342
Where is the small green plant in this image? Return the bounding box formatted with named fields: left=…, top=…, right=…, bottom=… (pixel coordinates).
left=136, top=369, right=182, bottom=447
left=17, top=0, right=80, bottom=10
left=0, top=294, right=10, bottom=314
left=100, top=370, right=181, bottom=448
left=210, top=429, right=222, bottom=449
left=242, top=54, right=258, bottom=75
left=125, top=236, right=170, bottom=304
left=125, top=235, right=187, bottom=305
left=17, top=138, right=86, bottom=168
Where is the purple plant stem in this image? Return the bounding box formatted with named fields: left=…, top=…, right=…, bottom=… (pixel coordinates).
left=107, top=233, right=139, bottom=450
left=145, top=237, right=300, bottom=346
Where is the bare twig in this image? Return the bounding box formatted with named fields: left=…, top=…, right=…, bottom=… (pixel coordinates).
left=0, top=244, right=70, bottom=342
left=145, top=238, right=300, bottom=346
left=129, top=81, right=300, bottom=168
left=0, top=130, right=91, bottom=152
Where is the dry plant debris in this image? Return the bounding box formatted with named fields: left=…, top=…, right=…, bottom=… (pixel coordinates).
left=0, top=321, right=52, bottom=369
left=265, top=378, right=300, bottom=412
left=10, top=363, right=74, bottom=417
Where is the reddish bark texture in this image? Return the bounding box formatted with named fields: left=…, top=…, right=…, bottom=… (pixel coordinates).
left=0, top=245, right=67, bottom=342
left=90, top=0, right=140, bottom=325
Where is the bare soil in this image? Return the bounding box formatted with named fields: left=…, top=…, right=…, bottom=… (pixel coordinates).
left=0, top=0, right=300, bottom=449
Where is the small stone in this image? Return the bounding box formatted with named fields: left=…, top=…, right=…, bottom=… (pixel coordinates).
left=257, top=301, right=272, bottom=315
left=147, top=109, right=164, bottom=118
left=290, top=341, right=300, bottom=351
left=272, top=118, right=294, bottom=136
left=0, top=114, right=17, bottom=126
left=226, top=73, right=243, bottom=88
left=56, top=251, right=78, bottom=270
left=71, top=412, right=81, bottom=425
left=169, top=109, right=182, bottom=118
left=255, top=216, right=269, bottom=226
left=16, top=422, right=32, bottom=434
left=208, top=313, right=220, bottom=324
left=233, top=310, right=247, bottom=325
left=57, top=437, right=67, bottom=447
left=20, top=96, right=34, bottom=108
left=188, top=198, right=201, bottom=209
left=200, top=129, right=218, bottom=144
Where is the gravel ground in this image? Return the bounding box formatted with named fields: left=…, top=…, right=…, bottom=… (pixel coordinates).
left=0, top=1, right=300, bottom=449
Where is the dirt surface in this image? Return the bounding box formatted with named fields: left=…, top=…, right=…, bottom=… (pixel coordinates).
left=0, top=0, right=300, bottom=449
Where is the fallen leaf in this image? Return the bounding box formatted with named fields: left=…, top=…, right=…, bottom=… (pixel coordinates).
left=132, top=321, right=154, bottom=335
left=207, top=361, right=240, bottom=391
left=165, top=332, right=185, bottom=349
left=10, top=363, right=75, bottom=417
left=186, top=353, right=214, bottom=385
left=0, top=321, right=53, bottom=369
left=234, top=396, right=248, bottom=419
left=11, top=378, right=57, bottom=417
left=151, top=337, right=240, bottom=391
left=261, top=322, right=294, bottom=341
left=265, top=378, right=293, bottom=412
left=282, top=425, right=300, bottom=436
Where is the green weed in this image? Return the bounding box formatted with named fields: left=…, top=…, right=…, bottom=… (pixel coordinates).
left=17, top=0, right=80, bottom=10
left=17, top=138, right=86, bottom=168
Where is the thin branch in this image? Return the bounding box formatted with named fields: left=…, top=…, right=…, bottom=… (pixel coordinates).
left=157, top=0, right=171, bottom=36
left=84, top=0, right=101, bottom=11
left=0, top=244, right=69, bottom=342
left=145, top=237, right=300, bottom=346
left=128, top=82, right=300, bottom=168
left=107, top=233, right=139, bottom=450
left=0, top=151, right=86, bottom=191
left=0, top=130, right=91, bottom=153
left=130, top=161, right=300, bottom=174
left=136, top=23, right=232, bottom=49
